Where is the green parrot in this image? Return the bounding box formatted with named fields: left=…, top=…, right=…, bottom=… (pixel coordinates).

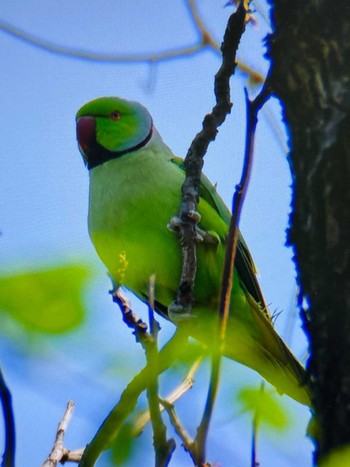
left=76, top=96, right=311, bottom=407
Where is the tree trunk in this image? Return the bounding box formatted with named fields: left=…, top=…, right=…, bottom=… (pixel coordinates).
left=266, top=0, right=350, bottom=463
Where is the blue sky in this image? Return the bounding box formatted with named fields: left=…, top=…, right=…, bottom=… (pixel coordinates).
left=0, top=1, right=312, bottom=465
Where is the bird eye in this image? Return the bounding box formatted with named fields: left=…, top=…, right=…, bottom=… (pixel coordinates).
left=110, top=110, right=121, bottom=121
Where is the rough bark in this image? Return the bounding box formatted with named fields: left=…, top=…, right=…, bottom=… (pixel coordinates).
left=267, top=0, right=350, bottom=462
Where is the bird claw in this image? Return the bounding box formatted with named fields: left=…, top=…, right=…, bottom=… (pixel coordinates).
left=196, top=229, right=220, bottom=245
left=167, top=216, right=219, bottom=245
left=167, top=216, right=182, bottom=232
left=168, top=211, right=200, bottom=229
left=195, top=232, right=204, bottom=242
left=188, top=210, right=201, bottom=223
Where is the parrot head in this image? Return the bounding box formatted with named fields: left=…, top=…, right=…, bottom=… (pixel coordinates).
left=76, top=97, right=153, bottom=169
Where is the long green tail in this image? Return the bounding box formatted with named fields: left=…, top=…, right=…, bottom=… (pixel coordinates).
left=223, top=294, right=311, bottom=406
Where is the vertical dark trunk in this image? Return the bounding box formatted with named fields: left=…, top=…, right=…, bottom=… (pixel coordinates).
left=266, top=0, right=350, bottom=462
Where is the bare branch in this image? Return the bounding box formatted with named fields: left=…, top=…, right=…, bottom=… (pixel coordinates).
left=171, top=1, right=248, bottom=316
left=144, top=278, right=175, bottom=467
left=196, top=78, right=271, bottom=465
left=194, top=81, right=271, bottom=465
left=187, top=0, right=219, bottom=49
left=160, top=399, right=195, bottom=459
left=0, top=6, right=263, bottom=84
left=110, top=288, right=149, bottom=341
left=219, top=80, right=271, bottom=339
left=158, top=357, right=204, bottom=464
left=193, top=23, right=271, bottom=467
left=0, top=368, right=15, bottom=467
left=42, top=401, right=76, bottom=467
left=0, top=19, right=203, bottom=64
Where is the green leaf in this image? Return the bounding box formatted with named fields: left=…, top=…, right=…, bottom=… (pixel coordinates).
left=0, top=264, right=91, bottom=334
left=236, top=385, right=290, bottom=431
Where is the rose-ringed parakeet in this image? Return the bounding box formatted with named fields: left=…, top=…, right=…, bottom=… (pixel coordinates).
left=76, top=96, right=310, bottom=406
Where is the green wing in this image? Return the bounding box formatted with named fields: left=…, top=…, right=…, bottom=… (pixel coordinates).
left=170, top=157, right=268, bottom=316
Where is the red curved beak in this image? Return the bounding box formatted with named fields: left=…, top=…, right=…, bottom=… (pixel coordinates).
left=76, top=116, right=96, bottom=154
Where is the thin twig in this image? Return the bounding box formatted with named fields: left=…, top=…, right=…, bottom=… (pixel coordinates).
left=144, top=278, right=175, bottom=467
left=42, top=401, right=76, bottom=467
left=160, top=399, right=195, bottom=460
left=0, top=19, right=202, bottom=64
left=172, top=1, right=248, bottom=315
left=0, top=368, right=15, bottom=467
left=196, top=84, right=270, bottom=465
left=146, top=355, right=175, bottom=467
left=219, top=81, right=271, bottom=339
left=195, top=82, right=271, bottom=466
left=187, top=0, right=220, bottom=49
left=194, top=25, right=272, bottom=467
left=193, top=355, right=219, bottom=465
left=111, top=288, right=149, bottom=340
left=0, top=9, right=263, bottom=85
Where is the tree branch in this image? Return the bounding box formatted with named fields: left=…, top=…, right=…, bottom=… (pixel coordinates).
left=194, top=67, right=271, bottom=467
left=41, top=401, right=76, bottom=467
left=0, top=7, right=263, bottom=84
left=171, top=1, right=248, bottom=315
left=144, top=278, right=175, bottom=467
left=160, top=399, right=196, bottom=462
left=218, top=80, right=271, bottom=338
left=111, top=288, right=148, bottom=340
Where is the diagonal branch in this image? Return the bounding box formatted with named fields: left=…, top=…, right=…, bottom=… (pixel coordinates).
left=186, top=0, right=219, bottom=49
left=111, top=288, right=149, bottom=340
left=0, top=9, right=263, bottom=85
left=194, top=58, right=271, bottom=467
left=41, top=401, right=75, bottom=467
left=218, top=81, right=271, bottom=338
left=0, top=18, right=202, bottom=64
